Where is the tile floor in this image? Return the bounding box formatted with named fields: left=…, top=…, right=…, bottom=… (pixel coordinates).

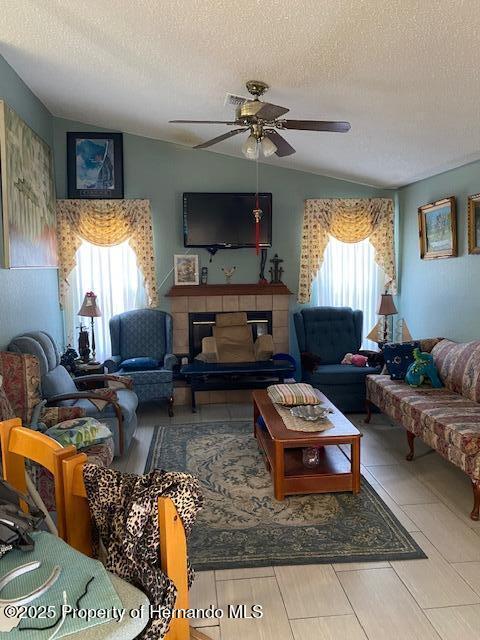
left=118, top=402, right=480, bottom=640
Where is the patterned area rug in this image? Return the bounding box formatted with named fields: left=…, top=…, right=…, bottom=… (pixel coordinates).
left=145, top=420, right=426, bottom=570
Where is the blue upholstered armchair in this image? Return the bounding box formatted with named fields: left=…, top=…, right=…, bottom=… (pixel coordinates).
left=8, top=332, right=138, bottom=457
left=105, top=309, right=176, bottom=415
left=294, top=307, right=382, bottom=413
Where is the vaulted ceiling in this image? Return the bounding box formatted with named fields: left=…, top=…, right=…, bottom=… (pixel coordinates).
left=2, top=1, right=480, bottom=187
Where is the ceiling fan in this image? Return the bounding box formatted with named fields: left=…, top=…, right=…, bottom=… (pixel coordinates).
left=170, top=80, right=351, bottom=159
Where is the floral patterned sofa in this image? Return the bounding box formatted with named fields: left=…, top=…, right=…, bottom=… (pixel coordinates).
left=366, top=339, right=480, bottom=521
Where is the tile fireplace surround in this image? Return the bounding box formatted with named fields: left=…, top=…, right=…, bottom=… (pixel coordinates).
left=167, top=283, right=292, bottom=406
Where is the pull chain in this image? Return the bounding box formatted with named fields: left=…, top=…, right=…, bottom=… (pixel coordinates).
left=253, top=144, right=262, bottom=255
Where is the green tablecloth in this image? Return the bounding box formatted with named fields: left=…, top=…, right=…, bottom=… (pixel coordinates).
left=0, top=531, right=133, bottom=639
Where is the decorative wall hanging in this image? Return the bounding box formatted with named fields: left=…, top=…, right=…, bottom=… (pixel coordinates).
left=298, top=198, right=396, bottom=303
left=174, top=254, right=199, bottom=285
left=0, top=100, right=57, bottom=268
left=418, top=197, right=457, bottom=259
left=467, top=193, right=480, bottom=254
left=67, top=132, right=124, bottom=199
left=56, top=199, right=158, bottom=306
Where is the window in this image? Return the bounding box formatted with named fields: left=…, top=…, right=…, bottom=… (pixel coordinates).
left=66, top=240, right=147, bottom=361
left=311, top=236, right=383, bottom=350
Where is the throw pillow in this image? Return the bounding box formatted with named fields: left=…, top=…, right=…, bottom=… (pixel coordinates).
left=45, top=417, right=112, bottom=450
left=268, top=383, right=320, bottom=406
left=419, top=337, right=444, bottom=353
left=121, top=357, right=159, bottom=371
left=383, top=341, right=421, bottom=380
left=0, top=375, right=14, bottom=421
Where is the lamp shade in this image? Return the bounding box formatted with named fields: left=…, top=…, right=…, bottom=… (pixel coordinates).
left=78, top=291, right=102, bottom=318
left=377, top=293, right=397, bottom=316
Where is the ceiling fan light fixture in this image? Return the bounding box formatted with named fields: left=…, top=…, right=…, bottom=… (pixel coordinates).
left=261, top=136, right=277, bottom=157
left=242, top=134, right=259, bottom=160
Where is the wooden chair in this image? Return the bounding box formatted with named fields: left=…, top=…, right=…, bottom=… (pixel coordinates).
left=62, top=453, right=210, bottom=640
left=0, top=418, right=76, bottom=539
left=0, top=418, right=209, bottom=640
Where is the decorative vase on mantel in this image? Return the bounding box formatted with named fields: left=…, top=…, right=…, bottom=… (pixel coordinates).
left=221, top=266, right=236, bottom=284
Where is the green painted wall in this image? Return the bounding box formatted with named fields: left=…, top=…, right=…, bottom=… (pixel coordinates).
left=398, top=160, right=480, bottom=341
left=0, top=55, right=63, bottom=349
left=53, top=117, right=391, bottom=310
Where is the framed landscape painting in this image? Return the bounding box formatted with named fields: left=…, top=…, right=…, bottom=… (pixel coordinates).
left=67, top=132, right=123, bottom=199
left=468, top=193, right=480, bottom=254
left=174, top=254, right=199, bottom=285
left=418, top=197, right=457, bottom=259
left=0, top=100, right=57, bottom=268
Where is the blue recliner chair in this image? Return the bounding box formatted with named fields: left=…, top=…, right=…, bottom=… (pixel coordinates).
left=9, top=331, right=138, bottom=457
left=294, top=307, right=382, bottom=413
left=105, top=309, right=176, bottom=415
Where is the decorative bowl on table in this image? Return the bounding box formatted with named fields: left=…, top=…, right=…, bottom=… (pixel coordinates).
left=290, top=405, right=333, bottom=421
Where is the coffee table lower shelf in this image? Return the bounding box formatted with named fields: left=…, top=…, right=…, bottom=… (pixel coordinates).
left=255, top=421, right=360, bottom=500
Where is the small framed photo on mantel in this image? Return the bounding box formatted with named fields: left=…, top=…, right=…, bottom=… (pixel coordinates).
left=467, top=193, right=480, bottom=254
left=418, top=196, right=457, bottom=259
left=67, top=132, right=124, bottom=199
left=174, top=254, right=199, bottom=285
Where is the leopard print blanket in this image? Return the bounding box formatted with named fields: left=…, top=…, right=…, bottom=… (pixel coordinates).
left=83, top=464, right=203, bottom=639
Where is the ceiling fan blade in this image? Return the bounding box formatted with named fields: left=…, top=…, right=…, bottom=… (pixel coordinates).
left=264, top=130, right=296, bottom=157
left=255, top=102, right=290, bottom=120
left=169, top=119, right=238, bottom=125
left=194, top=128, right=248, bottom=149
left=281, top=119, right=351, bottom=132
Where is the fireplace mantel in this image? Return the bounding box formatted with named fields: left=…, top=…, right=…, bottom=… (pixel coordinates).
left=167, top=283, right=292, bottom=297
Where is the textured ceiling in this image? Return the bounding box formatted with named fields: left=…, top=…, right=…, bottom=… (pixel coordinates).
left=2, top=0, right=480, bottom=187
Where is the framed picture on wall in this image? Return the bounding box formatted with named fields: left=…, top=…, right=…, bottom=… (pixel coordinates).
left=0, top=100, right=57, bottom=268
left=468, top=193, right=480, bottom=254
left=67, top=132, right=124, bottom=199
left=418, top=196, right=457, bottom=259
left=174, top=254, right=199, bottom=285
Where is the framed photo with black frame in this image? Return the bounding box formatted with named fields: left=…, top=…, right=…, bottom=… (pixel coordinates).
left=67, top=132, right=124, bottom=199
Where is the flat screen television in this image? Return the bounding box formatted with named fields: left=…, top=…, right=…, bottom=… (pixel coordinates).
left=183, top=192, right=272, bottom=249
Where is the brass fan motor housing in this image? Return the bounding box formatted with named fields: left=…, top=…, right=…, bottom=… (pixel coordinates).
left=236, top=101, right=264, bottom=120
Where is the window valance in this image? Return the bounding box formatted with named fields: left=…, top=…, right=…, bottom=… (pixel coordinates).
left=56, top=199, right=158, bottom=307
left=298, top=198, right=396, bottom=303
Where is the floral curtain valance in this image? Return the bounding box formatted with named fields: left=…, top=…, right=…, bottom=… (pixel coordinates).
left=56, top=199, right=158, bottom=307
left=298, top=198, right=396, bottom=303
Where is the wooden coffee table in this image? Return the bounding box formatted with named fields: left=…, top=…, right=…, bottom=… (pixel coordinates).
left=253, top=389, right=361, bottom=500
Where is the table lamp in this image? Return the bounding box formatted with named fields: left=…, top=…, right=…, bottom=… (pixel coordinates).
left=78, top=291, right=102, bottom=364
left=377, top=293, right=398, bottom=343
